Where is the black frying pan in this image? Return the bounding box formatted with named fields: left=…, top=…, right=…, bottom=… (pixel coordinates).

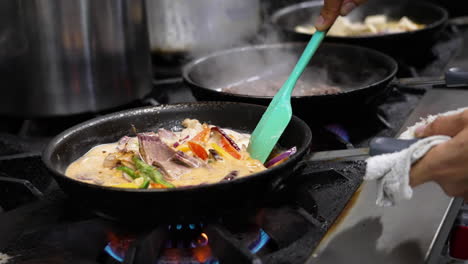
left=183, top=43, right=398, bottom=123
left=42, top=102, right=312, bottom=222
left=271, top=0, right=448, bottom=60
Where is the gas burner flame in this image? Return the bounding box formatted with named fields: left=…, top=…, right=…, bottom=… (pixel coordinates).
left=104, top=225, right=270, bottom=263
left=104, top=244, right=124, bottom=262
left=248, top=229, right=270, bottom=254
left=104, top=232, right=134, bottom=262
left=191, top=233, right=209, bottom=248
left=325, top=124, right=351, bottom=143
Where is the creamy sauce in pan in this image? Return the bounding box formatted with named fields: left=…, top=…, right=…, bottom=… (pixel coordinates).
left=65, top=143, right=265, bottom=187
left=66, top=143, right=129, bottom=186
left=65, top=120, right=268, bottom=188
left=170, top=156, right=265, bottom=186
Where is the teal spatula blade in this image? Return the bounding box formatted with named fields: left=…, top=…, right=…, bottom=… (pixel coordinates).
left=247, top=31, right=326, bottom=163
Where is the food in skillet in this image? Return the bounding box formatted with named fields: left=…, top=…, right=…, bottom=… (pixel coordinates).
left=295, top=15, right=425, bottom=37
left=65, top=119, right=296, bottom=189
left=223, top=77, right=342, bottom=96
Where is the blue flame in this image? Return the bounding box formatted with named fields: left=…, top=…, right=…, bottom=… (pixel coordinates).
left=104, top=244, right=124, bottom=262
left=105, top=226, right=270, bottom=263
left=249, top=229, right=270, bottom=254
left=325, top=124, right=350, bottom=143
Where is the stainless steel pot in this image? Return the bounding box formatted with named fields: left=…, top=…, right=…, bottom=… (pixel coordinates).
left=145, top=0, right=261, bottom=55
left=1, top=0, right=152, bottom=117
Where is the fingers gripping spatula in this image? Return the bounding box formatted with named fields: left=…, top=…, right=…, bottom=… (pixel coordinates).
left=247, top=31, right=327, bottom=163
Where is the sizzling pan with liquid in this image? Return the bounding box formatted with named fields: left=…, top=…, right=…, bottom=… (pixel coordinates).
left=183, top=43, right=398, bottom=123
left=42, top=102, right=312, bottom=222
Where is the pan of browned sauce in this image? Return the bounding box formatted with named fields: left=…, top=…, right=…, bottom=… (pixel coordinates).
left=183, top=43, right=398, bottom=123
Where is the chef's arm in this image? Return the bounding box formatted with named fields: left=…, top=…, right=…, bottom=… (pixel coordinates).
left=315, top=0, right=367, bottom=31
left=410, top=109, right=468, bottom=200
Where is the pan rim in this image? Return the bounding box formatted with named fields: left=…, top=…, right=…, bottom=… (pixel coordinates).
left=270, top=0, right=449, bottom=40
left=42, top=101, right=312, bottom=193
left=182, top=42, right=398, bottom=99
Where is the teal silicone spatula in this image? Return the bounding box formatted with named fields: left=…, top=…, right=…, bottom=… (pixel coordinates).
left=247, top=31, right=327, bottom=163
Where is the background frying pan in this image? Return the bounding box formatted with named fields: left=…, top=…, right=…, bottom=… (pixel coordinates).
left=183, top=43, right=398, bottom=123
left=42, top=102, right=312, bottom=222
left=271, top=0, right=448, bottom=62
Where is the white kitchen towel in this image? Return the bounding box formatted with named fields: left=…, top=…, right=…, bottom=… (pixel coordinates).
left=364, top=107, right=468, bottom=207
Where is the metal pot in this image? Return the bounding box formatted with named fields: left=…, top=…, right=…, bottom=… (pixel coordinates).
left=145, top=0, right=261, bottom=56
left=1, top=0, right=152, bottom=117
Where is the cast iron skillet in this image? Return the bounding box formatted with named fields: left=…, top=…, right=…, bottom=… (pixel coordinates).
left=42, top=102, right=312, bottom=222
left=271, top=0, right=448, bottom=59
left=183, top=43, right=398, bottom=123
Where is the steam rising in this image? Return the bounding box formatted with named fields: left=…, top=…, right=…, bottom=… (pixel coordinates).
left=184, top=1, right=393, bottom=96
left=146, top=0, right=262, bottom=55
left=0, top=252, right=12, bottom=264
left=188, top=42, right=390, bottom=96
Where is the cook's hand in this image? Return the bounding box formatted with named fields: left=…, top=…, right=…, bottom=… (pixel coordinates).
left=410, top=109, right=468, bottom=200
left=315, top=0, right=367, bottom=31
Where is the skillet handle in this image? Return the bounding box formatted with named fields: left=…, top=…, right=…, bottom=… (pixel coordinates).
left=445, top=67, right=468, bottom=88
left=275, top=138, right=421, bottom=194
left=369, top=137, right=420, bottom=156
left=396, top=68, right=468, bottom=88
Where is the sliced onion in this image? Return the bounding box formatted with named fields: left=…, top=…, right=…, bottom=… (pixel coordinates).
left=175, top=135, right=190, bottom=147
left=208, top=149, right=222, bottom=161
left=173, top=135, right=191, bottom=148
left=116, top=136, right=131, bottom=151
left=222, top=170, right=239, bottom=181
left=103, top=154, right=119, bottom=168
left=211, top=127, right=240, bottom=151
left=122, top=172, right=133, bottom=182
left=265, top=147, right=297, bottom=168
left=174, top=151, right=202, bottom=168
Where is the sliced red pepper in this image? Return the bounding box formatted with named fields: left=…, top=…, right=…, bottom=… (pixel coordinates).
left=188, top=141, right=209, bottom=160
left=220, top=137, right=242, bottom=159
left=150, top=182, right=167, bottom=189
left=192, top=127, right=211, bottom=143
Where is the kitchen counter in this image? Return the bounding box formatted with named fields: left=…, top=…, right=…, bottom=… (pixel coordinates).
left=308, top=87, right=468, bottom=264
left=310, top=182, right=462, bottom=264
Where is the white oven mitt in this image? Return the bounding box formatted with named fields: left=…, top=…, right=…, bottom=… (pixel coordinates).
left=364, top=107, right=468, bottom=207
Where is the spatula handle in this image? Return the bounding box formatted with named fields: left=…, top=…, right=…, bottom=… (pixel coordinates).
left=280, top=30, right=326, bottom=98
